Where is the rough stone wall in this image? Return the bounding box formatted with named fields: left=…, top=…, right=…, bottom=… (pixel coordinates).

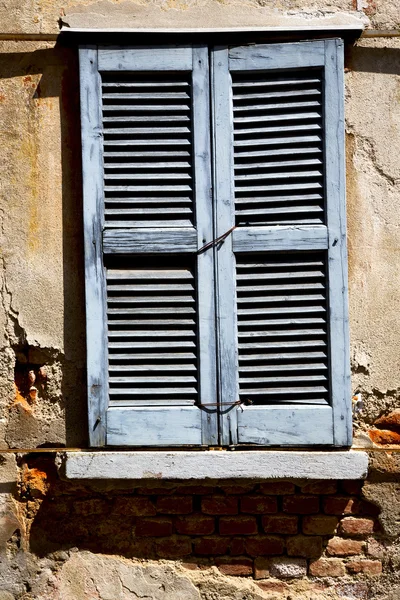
left=0, top=0, right=399, bottom=598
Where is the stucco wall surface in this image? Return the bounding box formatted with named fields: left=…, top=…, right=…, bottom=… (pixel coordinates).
left=0, top=0, right=399, bottom=598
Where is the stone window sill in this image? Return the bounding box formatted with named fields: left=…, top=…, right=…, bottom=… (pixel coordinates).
left=63, top=450, right=368, bottom=480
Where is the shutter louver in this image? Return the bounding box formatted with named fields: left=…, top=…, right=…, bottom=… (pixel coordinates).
left=107, top=260, right=198, bottom=406
left=102, top=72, right=194, bottom=228
left=232, top=70, right=324, bottom=226
left=236, top=253, right=329, bottom=405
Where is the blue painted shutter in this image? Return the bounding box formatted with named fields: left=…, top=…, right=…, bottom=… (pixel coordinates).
left=212, top=40, right=351, bottom=446
left=80, top=45, right=218, bottom=446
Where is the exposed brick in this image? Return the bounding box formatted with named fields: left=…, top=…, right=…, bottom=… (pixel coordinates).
left=136, top=486, right=175, bottom=495
left=174, top=485, right=215, bottom=495
left=323, top=496, right=360, bottom=515
left=219, top=516, right=258, bottom=536
left=346, top=559, right=382, bottom=575
left=262, top=514, right=298, bottom=535
left=309, top=558, right=346, bottom=577
left=301, top=482, right=337, bottom=495
left=156, top=496, right=192, bottom=515
left=230, top=537, right=245, bottom=556
left=254, top=558, right=270, bottom=579
left=286, top=535, right=322, bottom=558
left=221, top=485, right=255, bottom=495
left=302, top=515, right=338, bottom=535
left=175, top=515, right=215, bottom=535
left=256, top=581, right=289, bottom=594
left=326, top=537, right=365, bottom=557
left=368, top=429, right=400, bottom=445
left=240, top=495, right=277, bottom=514
left=339, top=517, right=374, bottom=537
left=360, top=500, right=380, bottom=517
left=245, top=536, right=284, bottom=557
left=216, top=557, right=253, bottom=577
left=135, top=517, right=173, bottom=537
left=74, top=499, right=109, bottom=516
left=375, top=409, right=400, bottom=431
left=193, top=537, right=229, bottom=556
left=201, top=495, right=238, bottom=515
left=283, top=495, right=319, bottom=514
left=114, top=497, right=156, bottom=517
left=130, top=538, right=155, bottom=557
left=155, top=536, right=192, bottom=558
left=341, top=480, right=363, bottom=495
left=259, top=482, right=295, bottom=495
left=270, top=557, right=307, bottom=579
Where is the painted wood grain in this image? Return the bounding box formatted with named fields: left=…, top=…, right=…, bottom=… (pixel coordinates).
left=98, top=46, right=193, bottom=71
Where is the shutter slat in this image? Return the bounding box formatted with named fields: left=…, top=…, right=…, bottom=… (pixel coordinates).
left=232, top=69, right=324, bottom=226
left=237, top=253, right=329, bottom=405
left=107, top=262, right=199, bottom=405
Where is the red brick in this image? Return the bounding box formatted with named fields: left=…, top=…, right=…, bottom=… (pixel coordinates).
left=341, top=480, right=363, bottom=495
left=240, top=495, right=277, bottom=514
left=130, top=538, right=155, bottom=556
left=283, top=495, right=319, bottom=514
left=286, top=535, right=322, bottom=558
left=175, top=485, right=215, bottom=495
left=229, top=537, right=245, bottom=555
left=216, top=557, right=253, bottom=576
left=262, top=515, right=298, bottom=534
left=301, top=482, right=337, bottom=495
left=346, top=560, right=382, bottom=575
left=368, top=429, right=400, bottom=445
left=338, top=517, right=374, bottom=537
left=201, top=496, right=238, bottom=515
left=323, top=496, right=360, bottom=515
left=245, top=536, right=284, bottom=557
left=137, top=486, right=175, bottom=495
left=259, top=482, right=295, bottom=495
left=175, top=515, right=215, bottom=535
left=193, top=537, right=229, bottom=556
left=156, top=496, right=193, bottom=514
left=74, top=499, right=109, bottom=516
left=155, top=536, right=192, bottom=557
left=221, top=485, right=255, bottom=495
left=256, top=581, right=289, bottom=594
left=219, top=516, right=258, bottom=536
left=309, top=558, right=346, bottom=577
left=114, top=497, right=156, bottom=517
left=135, top=517, right=173, bottom=537
left=302, top=515, right=338, bottom=535
left=375, top=409, right=400, bottom=430
left=326, top=537, right=365, bottom=557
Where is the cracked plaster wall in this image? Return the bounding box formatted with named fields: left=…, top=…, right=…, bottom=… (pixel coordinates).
left=0, top=1, right=399, bottom=599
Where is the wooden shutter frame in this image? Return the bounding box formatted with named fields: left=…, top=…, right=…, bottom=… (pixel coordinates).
left=212, top=39, right=351, bottom=447
left=80, top=44, right=218, bottom=446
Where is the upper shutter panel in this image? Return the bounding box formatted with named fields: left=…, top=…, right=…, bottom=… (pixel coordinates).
left=213, top=40, right=351, bottom=447
left=232, top=71, right=324, bottom=226
left=81, top=45, right=217, bottom=446
left=102, top=72, right=194, bottom=228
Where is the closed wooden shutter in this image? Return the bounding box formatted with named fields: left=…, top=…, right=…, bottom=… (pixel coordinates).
left=80, top=45, right=218, bottom=446
left=212, top=40, right=351, bottom=446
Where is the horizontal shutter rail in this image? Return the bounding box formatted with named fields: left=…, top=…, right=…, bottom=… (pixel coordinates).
left=107, top=260, right=199, bottom=406
left=101, top=71, right=195, bottom=229
left=103, top=227, right=197, bottom=254
left=236, top=252, right=329, bottom=407
left=98, top=46, right=193, bottom=71
left=232, top=225, right=328, bottom=252
left=228, top=42, right=325, bottom=70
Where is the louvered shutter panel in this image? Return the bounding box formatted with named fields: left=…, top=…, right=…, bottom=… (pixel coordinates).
left=212, top=40, right=351, bottom=446
left=80, top=45, right=218, bottom=446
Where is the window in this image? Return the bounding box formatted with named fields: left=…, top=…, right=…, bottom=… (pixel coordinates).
left=79, top=40, right=351, bottom=448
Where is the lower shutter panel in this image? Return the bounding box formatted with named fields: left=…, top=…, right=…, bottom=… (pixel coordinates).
left=106, top=259, right=202, bottom=445
left=236, top=252, right=333, bottom=445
